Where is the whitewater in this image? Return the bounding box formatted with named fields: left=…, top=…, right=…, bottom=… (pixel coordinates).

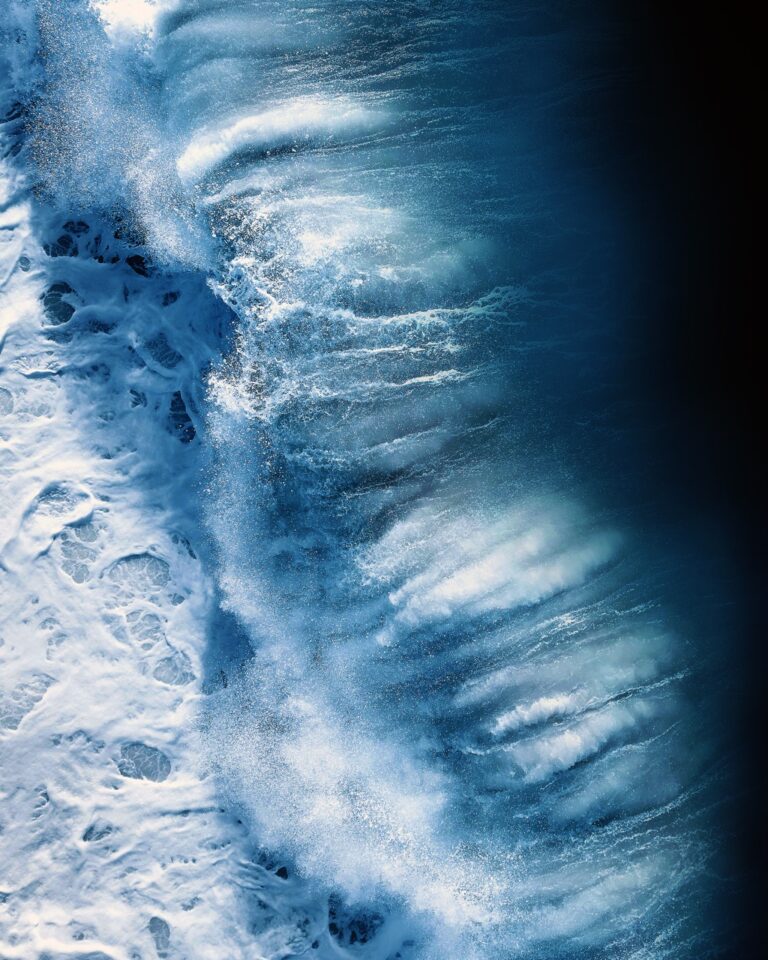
left=0, top=2, right=742, bottom=959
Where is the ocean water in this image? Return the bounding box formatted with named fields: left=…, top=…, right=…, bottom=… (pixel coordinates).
left=0, top=2, right=746, bottom=958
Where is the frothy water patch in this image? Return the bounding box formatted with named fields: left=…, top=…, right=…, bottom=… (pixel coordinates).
left=176, top=97, right=387, bottom=185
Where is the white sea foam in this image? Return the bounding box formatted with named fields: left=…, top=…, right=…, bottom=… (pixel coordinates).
left=177, top=98, right=385, bottom=185
left=0, top=89, right=271, bottom=956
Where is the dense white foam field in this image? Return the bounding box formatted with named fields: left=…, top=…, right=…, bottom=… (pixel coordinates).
left=0, top=97, right=272, bottom=957
left=1, top=2, right=726, bottom=958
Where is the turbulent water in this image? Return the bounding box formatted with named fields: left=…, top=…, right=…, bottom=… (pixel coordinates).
left=0, top=2, right=743, bottom=959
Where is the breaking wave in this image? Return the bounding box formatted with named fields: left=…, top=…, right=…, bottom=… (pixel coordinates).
left=4, top=1, right=739, bottom=957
